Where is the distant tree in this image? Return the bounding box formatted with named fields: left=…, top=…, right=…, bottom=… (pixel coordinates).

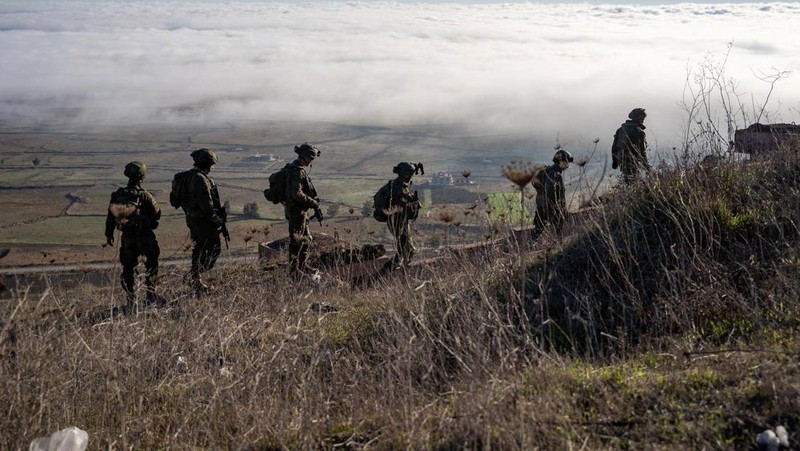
left=326, top=204, right=340, bottom=218
left=32, top=157, right=40, bottom=167
left=362, top=200, right=372, bottom=218
left=242, top=202, right=259, bottom=218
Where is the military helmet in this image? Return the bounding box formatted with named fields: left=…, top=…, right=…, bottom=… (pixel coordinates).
left=628, top=108, right=647, bottom=121
left=123, top=161, right=147, bottom=180
left=191, top=148, right=218, bottom=166
left=553, top=149, right=574, bottom=164
left=393, top=162, right=416, bottom=177
left=294, top=142, right=321, bottom=159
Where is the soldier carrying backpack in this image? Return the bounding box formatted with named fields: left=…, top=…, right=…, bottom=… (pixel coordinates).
left=531, top=150, right=572, bottom=241
left=281, top=143, right=323, bottom=280
left=374, top=162, right=423, bottom=268
left=170, top=148, right=227, bottom=296
left=104, top=161, right=161, bottom=311
left=611, top=107, right=651, bottom=185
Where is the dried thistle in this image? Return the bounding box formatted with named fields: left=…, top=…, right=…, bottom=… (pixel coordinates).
left=575, top=158, right=588, bottom=168
left=501, top=161, right=537, bottom=188
left=593, top=137, right=600, bottom=144
left=437, top=209, right=457, bottom=224
left=242, top=234, right=253, bottom=243
left=348, top=207, right=355, bottom=215
left=461, top=170, right=471, bottom=179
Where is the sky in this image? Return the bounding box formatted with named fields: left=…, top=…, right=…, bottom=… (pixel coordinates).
left=1, top=1, right=798, bottom=149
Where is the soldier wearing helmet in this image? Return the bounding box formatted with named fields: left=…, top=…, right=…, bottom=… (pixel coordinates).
left=386, top=162, right=423, bottom=267
left=285, top=143, right=323, bottom=279
left=611, top=108, right=651, bottom=184
left=104, top=161, right=162, bottom=310
left=531, top=150, right=573, bottom=240
left=181, top=148, right=226, bottom=294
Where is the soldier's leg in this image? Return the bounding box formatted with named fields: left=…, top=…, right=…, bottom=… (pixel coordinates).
left=141, top=230, right=161, bottom=302
left=531, top=202, right=548, bottom=241
left=119, top=233, right=139, bottom=305
left=198, top=230, right=221, bottom=273
left=400, top=222, right=414, bottom=265
left=621, top=163, right=637, bottom=185
left=288, top=212, right=309, bottom=277
left=187, top=218, right=216, bottom=295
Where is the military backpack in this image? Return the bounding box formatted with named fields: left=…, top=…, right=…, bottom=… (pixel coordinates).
left=108, top=187, right=142, bottom=231
left=611, top=126, right=626, bottom=170
left=263, top=164, right=293, bottom=205
left=169, top=170, right=195, bottom=209
left=372, top=181, right=392, bottom=223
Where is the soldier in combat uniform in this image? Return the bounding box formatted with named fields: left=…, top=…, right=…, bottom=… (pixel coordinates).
left=531, top=150, right=573, bottom=240
left=612, top=107, right=651, bottom=184
left=105, top=161, right=161, bottom=310
left=385, top=162, right=422, bottom=268
left=284, top=143, right=323, bottom=279
left=181, top=148, right=228, bottom=294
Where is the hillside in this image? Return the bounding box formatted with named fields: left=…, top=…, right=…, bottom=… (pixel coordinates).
left=1, top=145, right=798, bottom=449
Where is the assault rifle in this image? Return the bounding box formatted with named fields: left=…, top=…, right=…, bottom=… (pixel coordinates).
left=216, top=207, right=231, bottom=249
left=309, top=207, right=324, bottom=225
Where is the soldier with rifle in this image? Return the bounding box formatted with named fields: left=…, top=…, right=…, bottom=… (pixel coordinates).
left=531, top=149, right=572, bottom=241
left=284, top=143, right=323, bottom=279
left=104, top=161, right=162, bottom=311
left=180, top=148, right=228, bottom=295
left=384, top=162, right=423, bottom=268
left=611, top=107, right=651, bottom=185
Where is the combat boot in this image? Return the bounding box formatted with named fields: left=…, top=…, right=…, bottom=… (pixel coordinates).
left=121, top=277, right=137, bottom=314
left=191, top=273, right=210, bottom=298
left=145, top=277, right=166, bottom=307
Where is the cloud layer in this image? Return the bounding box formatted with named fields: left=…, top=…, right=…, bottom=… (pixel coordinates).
left=1, top=1, right=798, bottom=147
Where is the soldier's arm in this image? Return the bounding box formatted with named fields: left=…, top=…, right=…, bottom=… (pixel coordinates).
left=288, top=169, right=318, bottom=209
left=141, top=191, right=161, bottom=229
left=104, top=194, right=116, bottom=244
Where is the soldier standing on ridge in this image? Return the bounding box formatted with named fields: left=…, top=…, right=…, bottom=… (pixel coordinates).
left=384, top=162, right=423, bottom=268
left=612, top=107, right=651, bottom=184
left=105, top=161, right=161, bottom=311
left=180, top=148, right=228, bottom=294
left=531, top=150, right=573, bottom=241
left=284, top=143, right=323, bottom=280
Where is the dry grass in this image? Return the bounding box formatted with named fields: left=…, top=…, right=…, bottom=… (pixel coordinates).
left=1, top=146, right=799, bottom=449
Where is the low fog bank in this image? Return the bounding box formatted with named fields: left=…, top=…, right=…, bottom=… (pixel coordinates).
left=1, top=2, right=798, bottom=149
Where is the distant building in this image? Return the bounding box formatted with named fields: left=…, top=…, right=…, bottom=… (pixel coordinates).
left=430, top=171, right=455, bottom=186
left=243, top=153, right=279, bottom=163
left=428, top=171, right=474, bottom=186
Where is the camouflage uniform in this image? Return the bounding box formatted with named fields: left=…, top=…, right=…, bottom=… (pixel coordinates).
left=386, top=175, right=419, bottom=266
left=612, top=108, right=650, bottom=185
left=284, top=143, right=321, bottom=278
left=532, top=150, right=572, bottom=239
left=181, top=149, right=225, bottom=290
left=104, top=162, right=161, bottom=304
